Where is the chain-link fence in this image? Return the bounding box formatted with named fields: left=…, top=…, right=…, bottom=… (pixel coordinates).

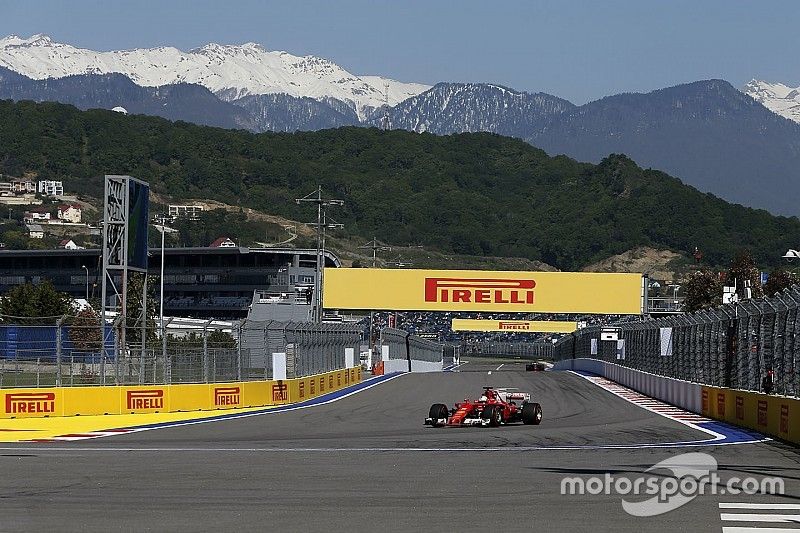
left=379, top=327, right=444, bottom=365
left=0, top=316, right=362, bottom=388
left=240, top=320, right=361, bottom=380
left=554, top=286, right=800, bottom=397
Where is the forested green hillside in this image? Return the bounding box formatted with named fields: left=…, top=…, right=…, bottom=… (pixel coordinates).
left=0, top=99, right=797, bottom=270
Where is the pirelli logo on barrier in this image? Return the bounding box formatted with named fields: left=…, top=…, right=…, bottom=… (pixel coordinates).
left=781, top=404, right=790, bottom=434
left=323, top=268, right=643, bottom=314
left=272, top=383, right=288, bottom=402
left=425, top=278, right=535, bottom=305
left=214, top=386, right=241, bottom=407
left=5, top=392, right=56, bottom=415
left=758, top=400, right=768, bottom=427
left=127, top=389, right=164, bottom=410
left=451, top=319, right=578, bottom=333
left=499, top=321, right=531, bottom=330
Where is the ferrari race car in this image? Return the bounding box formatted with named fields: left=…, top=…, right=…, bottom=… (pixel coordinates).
left=424, top=386, right=543, bottom=427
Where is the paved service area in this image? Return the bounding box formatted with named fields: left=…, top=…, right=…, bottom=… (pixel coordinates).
left=1, top=368, right=799, bottom=532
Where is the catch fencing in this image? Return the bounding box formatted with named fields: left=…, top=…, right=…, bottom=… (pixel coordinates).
left=380, top=327, right=444, bottom=364
left=0, top=316, right=361, bottom=388
left=461, top=341, right=554, bottom=360
left=554, top=286, right=800, bottom=397
left=240, top=320, right=361, bottom=380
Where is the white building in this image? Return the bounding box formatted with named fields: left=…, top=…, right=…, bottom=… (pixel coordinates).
left=12, top=178, right=36, bottom=193
left=210, top=237, right=236, bottom=248
left=23, top=210, right=51, bottom=223
left=57, top=204, right=82, bottom=223
left=38, top=180, right=64, bottom=196
left=26, top=224, right=44, bottom=239
left=168, top=204, right=204, bottom=221
left=59, top=238, right=81, bottom=250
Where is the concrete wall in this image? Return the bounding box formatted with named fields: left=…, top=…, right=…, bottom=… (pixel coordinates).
left=552, top=358, right=701, bottom=413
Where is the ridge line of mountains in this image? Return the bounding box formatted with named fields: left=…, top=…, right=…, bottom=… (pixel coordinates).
left=1, top=35, right=800, bottom=217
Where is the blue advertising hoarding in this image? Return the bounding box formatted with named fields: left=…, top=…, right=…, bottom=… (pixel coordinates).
left=127, top=179, right=150, bottom=271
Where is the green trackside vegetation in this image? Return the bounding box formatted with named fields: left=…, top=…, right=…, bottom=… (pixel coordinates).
left=1, top=99, right=799, bottom=271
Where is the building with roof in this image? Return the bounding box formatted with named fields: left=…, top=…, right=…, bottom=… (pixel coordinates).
left=0, top=247, right=339, bottom=319
left=38, top=180, right=64, bottom=196
left=57, top=204, right=82, bottom=223
left=210, top=237, right=236, bottom=248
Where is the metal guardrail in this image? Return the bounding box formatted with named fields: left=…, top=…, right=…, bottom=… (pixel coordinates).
left=0, top=317, right=361, bottom=388
left=554, top=285, right=800, bottom=397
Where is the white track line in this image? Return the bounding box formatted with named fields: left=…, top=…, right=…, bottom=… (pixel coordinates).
left=720, top=504, right=800, bottom=510
left=722, top=526, right=800, bottom=533
left=721, top=513, right=800, bottom=522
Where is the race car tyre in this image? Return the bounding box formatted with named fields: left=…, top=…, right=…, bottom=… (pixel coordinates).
left=482, top=405, right=502, bottom=427
left=428, top=403, right=449, bottom=426
left=522, top=402, right=543, bottom=425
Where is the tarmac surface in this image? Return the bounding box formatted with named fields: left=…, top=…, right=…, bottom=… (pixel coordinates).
left=1, top=361, right=799, bottom=532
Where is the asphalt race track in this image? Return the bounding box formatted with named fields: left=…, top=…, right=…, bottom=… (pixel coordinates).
left=1, top=363, right=799, bottom=532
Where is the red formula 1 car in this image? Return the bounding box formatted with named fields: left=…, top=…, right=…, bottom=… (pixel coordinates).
left=424, top=387, right=543, bottom=427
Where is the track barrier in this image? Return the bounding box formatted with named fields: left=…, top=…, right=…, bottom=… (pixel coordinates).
left=0, top=367, right=362, bottom=419
left=554, top=358, right=800, bottom=445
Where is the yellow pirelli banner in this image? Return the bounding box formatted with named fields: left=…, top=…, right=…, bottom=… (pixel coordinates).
left=323, top=268, right=644, bottom=314
left=451, top=319, right=577, bottom=333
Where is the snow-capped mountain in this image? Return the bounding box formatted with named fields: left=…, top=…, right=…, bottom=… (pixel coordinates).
left=0, top=34, right=429, bottom=118
left=742, top=79, right=800, bottom=123
left=371, top=82, right=575, bottom=137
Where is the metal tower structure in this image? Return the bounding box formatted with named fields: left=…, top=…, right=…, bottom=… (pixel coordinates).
left=381, top=82, right=391, bottom=131
left=295, top=186, right=344, bottom=322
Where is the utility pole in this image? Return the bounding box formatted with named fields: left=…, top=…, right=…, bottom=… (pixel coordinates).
left=358, top=237, right=391, bottom=268
left=295, top=186, right=343, bottom=322
left=358, top=238, right=391, bottom=357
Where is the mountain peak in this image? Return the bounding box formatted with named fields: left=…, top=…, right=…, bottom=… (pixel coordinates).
left=0, top=35, right=430, bottom=116
left=742, top=79, right=800, bottom=123
left=0, top=34, right=54, bottom=47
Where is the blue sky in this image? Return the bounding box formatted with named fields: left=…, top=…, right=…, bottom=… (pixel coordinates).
left=1, top=0, right=798, bottom=104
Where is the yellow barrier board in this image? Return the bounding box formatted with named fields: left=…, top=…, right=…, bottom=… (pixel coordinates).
left=62, top=387, right=120, bottom=416
left=451, top=318, right=577, bottom=333
left=702, top=386, right=800, bottom=444
left=1, top=388, right=64, bottom=418
left=0, top=368, right=363, bottom=420
left=323, top=268, right=643, bottom=314
left=169, top=383, right=212, bottom=412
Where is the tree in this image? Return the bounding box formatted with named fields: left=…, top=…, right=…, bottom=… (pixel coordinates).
left=727, top=249, right=764, bottom=300
left=764, top=268, right=798, bottom=297
left=684, top=270, right=723, bottom=312
left=207, top=329, right=236, bottom=349
left=122, top=272, right=158, bottom=344
left=0, top=280, right=75, bottom=318
left=68, top=307, right=102, bottom=352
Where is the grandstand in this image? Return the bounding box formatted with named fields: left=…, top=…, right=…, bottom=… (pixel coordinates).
left=0, top=247, right=339, bottom=319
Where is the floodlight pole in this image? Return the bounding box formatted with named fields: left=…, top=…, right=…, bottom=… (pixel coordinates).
left=358, top=237, right=391, bottom=354
left=81, top=265, right=89, bottom=300
left=295, top=186, right=343, bottom=322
